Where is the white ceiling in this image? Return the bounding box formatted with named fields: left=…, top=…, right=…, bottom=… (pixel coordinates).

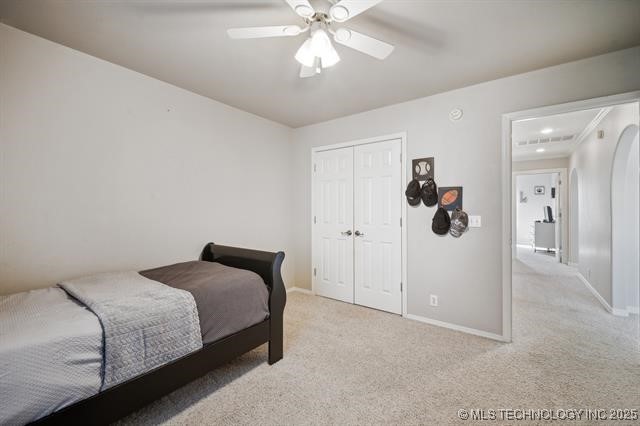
left=512, top=108, right=602, bottom=162
left=1, top=0, right=639, bottom=127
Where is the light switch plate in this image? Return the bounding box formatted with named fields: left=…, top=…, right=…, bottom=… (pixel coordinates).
left=468, top=215, right=481, bottom=228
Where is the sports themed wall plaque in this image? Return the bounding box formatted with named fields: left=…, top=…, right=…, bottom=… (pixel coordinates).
left=412, top=157, right=434, bottom=181
left=438, top=186, right=463, bottom=211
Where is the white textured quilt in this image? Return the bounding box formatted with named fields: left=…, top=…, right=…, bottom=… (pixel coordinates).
left=0, top=288, right=103, bottom=425
left=60, top=271, right=202, bottom=390
left=0, top=272, right=203, bottom=425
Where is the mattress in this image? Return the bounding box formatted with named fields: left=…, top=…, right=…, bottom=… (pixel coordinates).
left=140, top=261, right=270, bottom=344
left=0, top=288, right=103, bottom=425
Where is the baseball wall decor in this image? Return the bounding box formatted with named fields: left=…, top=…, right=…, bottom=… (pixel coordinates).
left=438, top=186, right=463, bottom=211
left=412, top=157, right=434, bottom=181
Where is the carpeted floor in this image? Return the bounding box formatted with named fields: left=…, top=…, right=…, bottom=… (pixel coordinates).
left=119, top=248, right=639, bottom=425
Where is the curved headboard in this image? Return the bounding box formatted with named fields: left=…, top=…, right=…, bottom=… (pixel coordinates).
left=200, top=243, right=286, bottom=315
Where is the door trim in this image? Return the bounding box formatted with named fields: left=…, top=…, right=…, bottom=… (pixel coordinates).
left=512, top=168, right=568, bottom=263
left=311, top=132, right=408, bottom=316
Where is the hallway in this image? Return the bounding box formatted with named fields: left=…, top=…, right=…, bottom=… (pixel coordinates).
left=514, top=247, right=638, bottom=354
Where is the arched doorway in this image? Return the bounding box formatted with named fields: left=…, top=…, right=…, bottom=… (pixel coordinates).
left=570, top=168, right=579, bottom=266
left=611, top=124, right=639, bottom=315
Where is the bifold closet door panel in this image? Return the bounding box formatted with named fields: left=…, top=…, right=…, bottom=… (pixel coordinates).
left=353, top=140, right=402, bottom=314
left=312, top=147, right=355, bottom=303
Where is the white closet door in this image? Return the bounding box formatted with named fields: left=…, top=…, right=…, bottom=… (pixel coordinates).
left=312, top=147, right=354, bottom=303
left=353, top=140, right=402, bottom=314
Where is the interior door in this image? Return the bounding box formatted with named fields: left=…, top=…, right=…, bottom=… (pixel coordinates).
left=353, top=140, right=403, bottom=314
left=312, top=147, right=354, bottom=303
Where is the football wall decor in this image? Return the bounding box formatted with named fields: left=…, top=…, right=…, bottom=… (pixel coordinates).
left=438, top=186, right=463, bottom=211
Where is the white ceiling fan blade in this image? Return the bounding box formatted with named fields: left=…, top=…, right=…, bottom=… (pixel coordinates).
left=329, top=0, right=384, bottom=22
left=285, top=0, right=316, bottom=18
left=227, top=25, right=302, bottom=39
left=333, top=28, right=394, bottom=60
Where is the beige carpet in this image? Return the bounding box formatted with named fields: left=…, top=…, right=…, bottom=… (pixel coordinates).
left=119, top=249, right=639, bottom=425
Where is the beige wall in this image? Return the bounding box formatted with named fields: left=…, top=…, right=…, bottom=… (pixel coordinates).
left=512, top=157, right=569, bottom=172
left=569, top=103, right=639, bottom=307
left=292, top=46, right=640, bottom=336
left=0, top=24, right=295, bottom=295
left=2, top=22, right=640, bottom=338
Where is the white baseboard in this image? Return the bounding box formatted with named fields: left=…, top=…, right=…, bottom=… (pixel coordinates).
left=612, top=307, right=630, bottom=316
left=405, top=313, right=508, bottom=342
left=575, top=272, right=619, bottom=314
left=627, top=305, right=640, bottom=315
left=568, top=262, right=578, bottom=268
left=286, top=286, right=315, bottom=295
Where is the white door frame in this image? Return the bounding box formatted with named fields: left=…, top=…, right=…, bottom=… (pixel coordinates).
left=568, top=168, right=580, bottom=267
left=512, top=168, right=568, bottom=263
left=501, top=91, right=640, bottom=342
left=311, top=132, right=408, bottom=316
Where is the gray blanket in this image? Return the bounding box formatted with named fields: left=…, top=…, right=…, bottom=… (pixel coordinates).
left=140, top=261, right=270, bottom=344
left=59, top=271, right=202, bottom=390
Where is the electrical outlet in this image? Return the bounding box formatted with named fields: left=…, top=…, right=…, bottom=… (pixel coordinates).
left=430, top=294, right=439, bottom=307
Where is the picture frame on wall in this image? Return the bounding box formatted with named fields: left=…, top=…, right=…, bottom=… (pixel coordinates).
left=534, top=185, right=545, bottom=195
left=412, top=157, right=434, bottom=181
left=437, top=186, right=463, bottom=211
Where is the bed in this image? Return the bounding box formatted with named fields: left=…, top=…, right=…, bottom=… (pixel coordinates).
left=0, top=243, right=286, bottom=425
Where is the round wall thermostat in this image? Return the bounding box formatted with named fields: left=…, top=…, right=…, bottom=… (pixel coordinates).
left=449, top=108, right=463, bottom=121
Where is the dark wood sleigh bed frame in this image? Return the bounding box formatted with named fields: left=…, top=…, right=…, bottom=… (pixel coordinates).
left=32, top=243, right=286, bottom=426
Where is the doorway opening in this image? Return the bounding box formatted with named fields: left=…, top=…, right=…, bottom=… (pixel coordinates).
left=513, top=170, right=564, bottom=263
left=501, top=91, right=640, bottom=342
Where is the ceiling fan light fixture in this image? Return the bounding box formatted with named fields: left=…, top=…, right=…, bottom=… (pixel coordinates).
left=295, top=38, right=315, bottom=67
left=311, top=29, right=340, bottom=67
left=309, top=29, right=332, bottom=57
left=230, top=0, right=394, bottom=79
left=295, top=29, right=341, bottom=69
left=320, top=46, right=340, bottom=68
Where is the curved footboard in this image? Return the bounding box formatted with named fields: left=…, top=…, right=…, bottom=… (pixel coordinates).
left=200, top=243, right=286, bottom=364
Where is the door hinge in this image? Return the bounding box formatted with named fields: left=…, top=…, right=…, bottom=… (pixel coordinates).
left=313, top=268, right=317, bottom=277
left=400, top=282, right=403, bottom=292
left=314, top=215, right=317, bottom=224
left=400, top=153, right=402, bottom=163
left=313, top=163, right=317, bottom=172
left=400, top=217, right=402, bottom=227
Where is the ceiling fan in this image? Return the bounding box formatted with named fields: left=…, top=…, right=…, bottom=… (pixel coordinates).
left=227, top=0, right=394, bottom=78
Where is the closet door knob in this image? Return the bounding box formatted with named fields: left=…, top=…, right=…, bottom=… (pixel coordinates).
left=341, top=230, right=352, bottom=236
left=355, top=230, right=365, bottom=237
